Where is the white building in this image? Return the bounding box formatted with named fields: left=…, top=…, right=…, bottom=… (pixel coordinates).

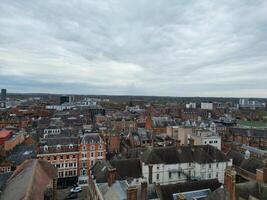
left=141, top=145, right=231, bottom=185
left=201, top=102, right=213, bottom=110
left=189, top=129, right=221, bottom=150
left=186, top=102, right=196, bottom=109
left=239, top=98, right=266, bottom=110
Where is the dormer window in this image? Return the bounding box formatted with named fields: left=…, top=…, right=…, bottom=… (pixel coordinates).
left=44, top=145, right=48, bottom=151
left=69, top=144, right=73, bottom=149
left=56, top=145, right=61, bottom=150
left=99, top=145, right=102, bottom=150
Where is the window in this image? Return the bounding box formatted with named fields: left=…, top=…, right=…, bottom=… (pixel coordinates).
left=99, top=145, right=102, bottom=149
left=156, top=174, right=159, bottom=180
left=169, top=172, right=172, bottom=179
left=91, top=160, right=94, bottom=166
left=157, top=165, right=160, bottom=170
left=189, top=170, right=191, bottom=177
left=91, top=152, right=94, bottom=157
left=82, top=145, right=86, bottom=151
left=216, top=163, right=219, bottom=168
left=209, top=141, right=213, bottom=144
left=90, top=145, right=95, bottom=151
left=82, top=161, right=86, bottom=168
left=209, top=164, right=211, bottom=168
left=56, top=144, right=61, bottom=150
left=69, top=144, right=73, bottom=149
left=214, top=140, right=218, bottom=144
left=60, top=155, right=63, bottom=159
left=216, top=172, right=219, bottom=178
left=208, top=173, right=211, bottom=178
left=82, top=153, right=87, bottom=158
left=204, top=141, right=207, bottom=144
left=66, top=155, right=69, bottom=159
left=44, top=145, right=48, bottom=151
left=178, top=171, right=181, bottom=178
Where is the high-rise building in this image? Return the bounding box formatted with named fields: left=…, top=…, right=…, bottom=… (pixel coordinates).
left=1, top=89, right=7, bottom=101
left=60, top=95, right=74, bottom=104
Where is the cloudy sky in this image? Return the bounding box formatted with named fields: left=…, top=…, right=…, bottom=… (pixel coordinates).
left=0, top=0, right=267, bottom=97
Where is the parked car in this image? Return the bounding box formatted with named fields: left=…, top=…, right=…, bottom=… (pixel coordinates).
left=70, top=186, right=82, bottom=193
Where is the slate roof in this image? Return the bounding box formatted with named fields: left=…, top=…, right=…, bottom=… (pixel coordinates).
left=91, top=159, right=142, bottom=183
left=227, top=150, right=264, bottom=174
left=110, top=158, right=142, bottom=180
left=157, top=179, right=222, bottom=200
left=227, top=150, right=244, bottom=166
left=236, top=181, right=267, bottom=200
left=81, top=133, right=103, bottom=144
left=141, top=145, right=229, bottom=165
left=240, top=158, right=264, bottom=174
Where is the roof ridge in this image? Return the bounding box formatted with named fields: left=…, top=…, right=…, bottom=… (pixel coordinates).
left=24, top=159, right=37, bottom=199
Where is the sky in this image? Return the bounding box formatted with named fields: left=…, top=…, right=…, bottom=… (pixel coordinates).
left=0, top=0, right=267, bottom=97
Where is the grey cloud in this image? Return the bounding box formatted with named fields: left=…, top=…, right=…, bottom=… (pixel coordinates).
left=0, top=0, right=267, bottom=97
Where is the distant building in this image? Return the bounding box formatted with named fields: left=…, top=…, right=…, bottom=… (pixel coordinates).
left=239, top=98, right=266, bottom=110
left=1, top=89, right=6, bottom=101
left=186, top=102, right=196, bottom=109
left=189, top=129, right=221, bottom=150
left=60, top=95, right=74, bottom=104
left=166, top=126, right=193, bottom=146
left=201, top=102, right=213, bottom=110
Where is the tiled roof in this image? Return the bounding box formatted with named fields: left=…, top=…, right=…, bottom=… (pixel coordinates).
left=1, top=159, right=57, bottom=200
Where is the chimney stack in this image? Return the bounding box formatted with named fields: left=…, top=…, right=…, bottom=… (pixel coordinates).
left=107, top=168, right=117, bottom=187
left=141, top=181, right=148, bottom=200
left=148, top=164, right=153, bottom=184
left=127, top=186, right=138, bottom=200
left=224, top=167, right=236, bottom=200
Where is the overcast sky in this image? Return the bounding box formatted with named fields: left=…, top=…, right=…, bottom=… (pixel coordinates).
left=0, top=0, right=267, bottom=97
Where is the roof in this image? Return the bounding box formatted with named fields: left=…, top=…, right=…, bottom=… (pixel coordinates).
left=157, top=179, right=222, bottom=200
left=110, top=158, right=142, bottom=180
left=227, top=149, right=264, bottom=174
left=1, top=159, right=57, bottom=200
left=141, top=145, right=229, bottom=165
left=91, top=159, right=142, bottom=183
left=205, top=188, right=230, bottom=200
left=236, top=181, right=267, bottom=200
left=240, top=158, right=264, bottom=174
left=0, top=130, right=12, bottom=138
left=81, top=133, right=103, bottom=144
left=227, top=150, right=244, bottom=166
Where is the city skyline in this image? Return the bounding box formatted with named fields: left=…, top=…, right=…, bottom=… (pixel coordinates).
left=1, top=0, right=267, bottom=97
